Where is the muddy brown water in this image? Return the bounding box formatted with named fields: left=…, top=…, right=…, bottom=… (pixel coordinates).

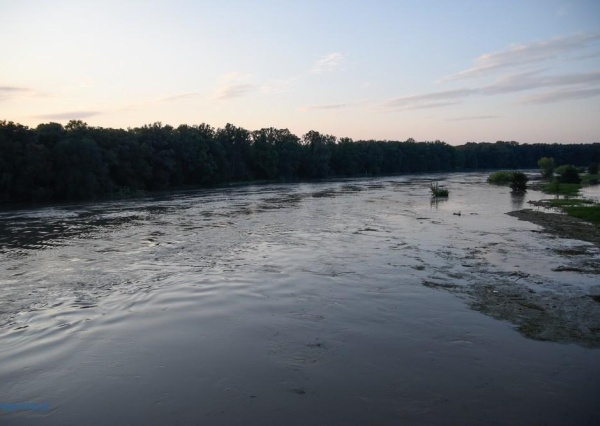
left=1, top=172, right=599, bottom=425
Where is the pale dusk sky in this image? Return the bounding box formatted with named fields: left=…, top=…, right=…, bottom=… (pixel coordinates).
left=1, top=0, right=599, bottom=144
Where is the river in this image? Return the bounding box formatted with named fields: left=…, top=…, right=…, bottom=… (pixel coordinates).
left=1, top=172, right=599, bottom=425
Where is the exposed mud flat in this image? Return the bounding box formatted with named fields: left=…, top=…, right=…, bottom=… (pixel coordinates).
left=419, top=207, right=600, bottom=348
left=507, top=208, right=600, bottom=247
left=450, top=207, right=599, bottom=347
left=426, top=275, right=600, bottom=348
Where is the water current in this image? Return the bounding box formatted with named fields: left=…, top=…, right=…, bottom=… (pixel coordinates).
left=1, top=172, right=599, bottom=425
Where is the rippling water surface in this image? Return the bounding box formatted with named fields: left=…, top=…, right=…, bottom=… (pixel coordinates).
left=1, top=173, right=599, bottom=425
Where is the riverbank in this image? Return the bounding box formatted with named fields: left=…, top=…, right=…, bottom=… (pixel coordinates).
left=424, top=202, right=600, bottom=348
left=453, top=205, right=600, bottom=347
left=507, top=208, right=600, bottom=247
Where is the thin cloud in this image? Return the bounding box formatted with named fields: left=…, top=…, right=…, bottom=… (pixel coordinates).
left=160, top=92, right=204, bottom=102
left=300, top=103, right=349, bottom=112
left=311, top=53, right=344, bottom=74
left=0, top=86, right=35, bottom=101
left=213, top=72, right=257, bottom=100
left=300, top=98, right=373, bottom=112
left=448, top=115, right=499, bottom=121
left=441, top=33, right=600, bottom=82
left=555, top=3, right=571, bottom=17
left=383, top=88, right=474, bottom=110
left=261, top=77, right=296, bottom=94
left=481, top=69, right=600, bottom=95
left=520, top=87, right=600, bottom=104
left=380, top=68, right=600, bottom=111
left=36, top=110, right=101, bottom=120
left=571, top=50, right=600, bottom=61
left=217, top=83, right=255, bottom=100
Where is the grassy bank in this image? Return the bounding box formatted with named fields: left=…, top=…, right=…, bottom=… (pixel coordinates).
left=562, top=204, right=600, bottom=226
left=536, top=198, right=600, bottom=226
left=542, top=181, right=581, bottom=196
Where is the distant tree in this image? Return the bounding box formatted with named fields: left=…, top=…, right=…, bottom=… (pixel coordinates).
left=273, top=128, right=302, bottom=179
left=52, top=137, right=107, bottom=199
left=330, top=137, right=359, bottom=175
left=36, top=122, right=64, bottom=148
left=556, top=165, right=581, bottom=184
left=588, top=162, right=599, bottom=175
left=134, top=122, right=177, bottom=189
left=251, top=128, right=279, bottom=179
left=215, top=123, right=252, bottom=181
left=64, top=120, right=89, bottom=133
left=2, top=119, right=600, bottom=204
left=537, top=157, right=555, bottom=179
left=300, top=130, right=335, bottom=178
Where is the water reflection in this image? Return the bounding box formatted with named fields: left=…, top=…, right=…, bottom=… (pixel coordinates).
left=429, top=197, right=448, bottom=209
left=510, top=192, right=526, bottom=209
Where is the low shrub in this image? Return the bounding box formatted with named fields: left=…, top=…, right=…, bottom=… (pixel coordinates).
left=487, top=171, right=513, bottom=184
left=430, top=182, right=449, bottom=197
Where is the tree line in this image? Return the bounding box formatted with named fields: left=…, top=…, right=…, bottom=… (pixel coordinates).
left=1, top=120, right=599, bottom=203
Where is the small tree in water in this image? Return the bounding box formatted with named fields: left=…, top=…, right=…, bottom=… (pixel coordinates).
left=430, top=182, right=449, bottom=197
left=510, top=172, right=528, bottom=192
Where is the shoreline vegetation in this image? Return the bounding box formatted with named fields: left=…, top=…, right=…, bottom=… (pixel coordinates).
left=488, top=160, right=600, bottom=244
left=507, top=161, right=600, bottom=243
left=1, top=119, right=600, bottom=205
left=507, top=207, right=600, bottom=247
left=478, top=167, right=600, bottom=346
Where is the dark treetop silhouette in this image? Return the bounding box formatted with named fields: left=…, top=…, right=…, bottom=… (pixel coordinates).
left=1, top=120, right=599, bottom=203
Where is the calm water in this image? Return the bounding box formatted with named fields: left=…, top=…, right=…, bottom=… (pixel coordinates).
left=1, top=172, right=599, bottom=425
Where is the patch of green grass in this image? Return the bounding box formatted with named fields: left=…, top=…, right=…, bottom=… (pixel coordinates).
left=487, top=171, right=513, bottom=184
left=563, top=205, right=600, bottom=225
left=430, top=182, right=449, bottom=197
left=582, top=174, right=600, bottom=185
left=548, top=198, right=594, bottom=207
left=542, top=181, right=581, bottom=196
left=545, top=197, right=600, bottom=226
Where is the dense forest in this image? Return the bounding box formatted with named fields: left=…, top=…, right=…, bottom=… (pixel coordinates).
left=1, top=119, right=599, bottom=204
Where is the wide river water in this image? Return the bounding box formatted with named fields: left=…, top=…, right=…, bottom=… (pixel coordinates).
left=1, top=172, right=599, bottom=425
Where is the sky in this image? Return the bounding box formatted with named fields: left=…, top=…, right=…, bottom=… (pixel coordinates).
left=1, top=0, right=599, bottom=145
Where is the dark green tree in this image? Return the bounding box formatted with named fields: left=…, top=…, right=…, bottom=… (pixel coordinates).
left=251, top=128, right=279, bottom=179
left=300, top=131, right=335, bottom=178
left=215, top=123, right=252, bottom=181
left=510, top=172, right=528, bottom=192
